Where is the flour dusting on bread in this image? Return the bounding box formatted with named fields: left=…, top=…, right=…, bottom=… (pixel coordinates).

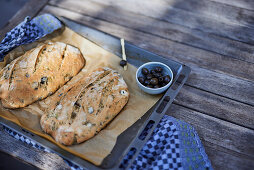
left=40, top=67, right=129, bottom=145
left=0, top=42, right=85, bottom=108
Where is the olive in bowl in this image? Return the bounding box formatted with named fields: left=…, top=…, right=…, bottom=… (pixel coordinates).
left=136, top=62, right=173, bottom=94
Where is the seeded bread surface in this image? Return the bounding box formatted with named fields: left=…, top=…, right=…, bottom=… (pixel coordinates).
left=40, top=67, right=129, bottom=145
left=0, top=42, right=85, bottom=108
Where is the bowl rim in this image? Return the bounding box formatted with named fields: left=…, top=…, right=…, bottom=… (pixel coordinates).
left=136, top=61, right=174, bottom=91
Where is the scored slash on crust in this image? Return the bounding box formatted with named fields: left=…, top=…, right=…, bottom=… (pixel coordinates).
left=40, top=67, right=129, bottom=145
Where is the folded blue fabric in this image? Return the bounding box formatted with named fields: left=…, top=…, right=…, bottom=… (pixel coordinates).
left=0, top=14, right=62, bottom=61
left=0, top=14, right=212, bottom=170
left=121, top=115, right=212, bottom=170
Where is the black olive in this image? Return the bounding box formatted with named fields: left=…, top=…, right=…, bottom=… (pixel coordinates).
left=142, top=68, right=149, bottom=75
left=120, top=60, right=127, bottom=67
left=154, top=85, right=160, bottom=88
left=146, top=74, right=153, bottom=80
left=144, top=79, right=150, bottom=85
left=155, top=67, right=163, bottom=73
left=41, top=76, right=48, bottom=84
left=153, top=73, right=162, bottom=78
left=164, top=75, right=171, bottom=84
left=147, top=84, right=153, bottom=88
left=138, top=77, right=145, bottom=84
left=158, top=77, right=164, bottom=83
left=150, top=78, right=158, bottom=85
left=150, top=69, right=156, bottom=75
left=161, top=83, right=167, bottom=87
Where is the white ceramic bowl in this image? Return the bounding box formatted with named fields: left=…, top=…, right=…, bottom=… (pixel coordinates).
left=136, top=62, right=173, bottom=94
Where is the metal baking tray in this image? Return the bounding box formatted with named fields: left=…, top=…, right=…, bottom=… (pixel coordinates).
left=0, top=16, right=190, bottom=170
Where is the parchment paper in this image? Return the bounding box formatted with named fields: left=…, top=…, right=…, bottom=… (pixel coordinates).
left=0, top=27, right=161, bottom=165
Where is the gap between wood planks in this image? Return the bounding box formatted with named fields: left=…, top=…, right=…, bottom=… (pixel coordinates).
left=0, top=0, right=49, bottom=41
left=40, top=5, right=254, bottom=106
left=174, top=84, right=254, bottom=130
left=46, top=2, right=254, bottom=78
left=167, top=104, right=254, bottom=169
left=48, top=0, right=254, bottom=64
left=56, top=0, right=254, bottom=46
left=203, top=141, right=254, bottom=170
left=0, top=125, right=69, bottom=169
left=209, top=0, right=254, bottom=11
left=167, top=104, right=254, bottom=158
left=47, top=2, right=254, bottom=63
left=174, top=101, right=254, bottom=131
left=85, top=0, right=254, bottom=29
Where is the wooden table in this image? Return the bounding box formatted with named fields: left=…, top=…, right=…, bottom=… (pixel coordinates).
left=0, top=0, right=253, bottom=169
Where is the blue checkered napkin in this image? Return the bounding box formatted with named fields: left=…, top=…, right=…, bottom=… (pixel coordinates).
left=120, top=115, right=213, bottom=170
left=0, top=14, right=62, bottom=61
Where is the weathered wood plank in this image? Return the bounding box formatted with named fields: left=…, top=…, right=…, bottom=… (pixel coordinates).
left=187, top=66, right=254, bottom=106
left=40, top=5, right=254, bottom=106
left=204, top=143, right=254, bottom=170
left=0, top=125, right=70, bottom=170
left=167, top=104, right=254, bottom=169
left=0, top=0, right=48, bottom=41
left=49, top=0, right=254, bottom=64
left=46, top=2, right=254, bottom=80
left=209, top=0, right=254, bottom=11
left=163, top=0, right=254, bottom=28
left=57, top=0, right=254, bottom=45
left=0, top=151, right=37, bottom=170
left=174, top=85, right=254, bottom=130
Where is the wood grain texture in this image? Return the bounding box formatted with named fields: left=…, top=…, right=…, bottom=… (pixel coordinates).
left=187, top=66, right=254, bottom=106
left=209, top=0, right=254, bottom=11
left=49, top=0, right=254, bottom=64
left=163, top=0, right=254, bottom=28
left=167, top=104, right=254, bottom=169
left=41, top=5, right=254, bottom=106
left=0, top=125, right=70, bottom=170
left=174, top=85, right=254, bottom=130
left=0, top=0, right=48, bottom=41
left=44, top=3, right=254, bottom=81
left=204, top=143, right=254, bottom=170
left=87, top=0, right=254, bottom=28
left=60, top=0, right=254, bottom=45
left=0, top=151, right=37, bottom=170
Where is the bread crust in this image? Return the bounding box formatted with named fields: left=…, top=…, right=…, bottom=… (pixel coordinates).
left=40, top=67, right=129, bottom=145
left=0, top=42, right=85, bottom=108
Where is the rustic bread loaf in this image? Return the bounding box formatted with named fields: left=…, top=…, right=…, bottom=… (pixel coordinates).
left=40, top=67, right=129, bottom=145
left=0, top=42, right=85, bottom=108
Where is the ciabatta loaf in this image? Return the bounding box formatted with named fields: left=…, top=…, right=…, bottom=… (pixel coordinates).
left=0, top=42, right=85, bottom=108
left=40, top=67, right=129, bottom=145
